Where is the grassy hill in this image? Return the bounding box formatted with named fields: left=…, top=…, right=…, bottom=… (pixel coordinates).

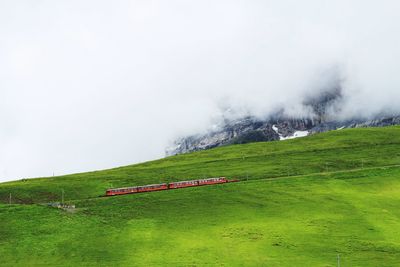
left=1, top=126, right=400, bottom=204
left=1, top=126, right=400, bottom=266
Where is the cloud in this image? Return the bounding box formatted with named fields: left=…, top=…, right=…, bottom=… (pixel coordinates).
left=1, top=0, right=400, bottom=181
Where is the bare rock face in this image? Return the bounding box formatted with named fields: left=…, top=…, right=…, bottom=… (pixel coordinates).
left=166, top=118, right=280, bottom=155
left=166, top=87, right=400, bottom=156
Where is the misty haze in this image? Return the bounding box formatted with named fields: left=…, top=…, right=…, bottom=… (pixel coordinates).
left=1, top=0, right=400, bottom=181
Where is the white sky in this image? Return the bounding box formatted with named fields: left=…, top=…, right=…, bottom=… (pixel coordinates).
left=1, top=0, right=400, bottom=181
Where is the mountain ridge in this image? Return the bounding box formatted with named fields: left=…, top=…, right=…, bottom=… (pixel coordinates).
left=166, top=87, right=400, bottom=155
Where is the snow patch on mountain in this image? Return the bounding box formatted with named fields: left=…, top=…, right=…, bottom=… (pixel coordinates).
left=272, top=125, right=309, bottom=140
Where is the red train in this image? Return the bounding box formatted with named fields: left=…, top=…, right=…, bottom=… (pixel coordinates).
left=106, top=177, right=234, bottom=196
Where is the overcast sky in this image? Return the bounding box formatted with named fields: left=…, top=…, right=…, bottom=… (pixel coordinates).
left=1, top=0, right=400, bottom=181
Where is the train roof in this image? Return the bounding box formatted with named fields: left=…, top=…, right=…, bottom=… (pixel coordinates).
left=107, top=183, right=168, bottom=191
left=170, top=180, right=198, bottom=184
left=106, top=186, right=138, bottom=191
left=198, top=177, right=225, bottom=180
left=136, top=183, right=167, bottom=187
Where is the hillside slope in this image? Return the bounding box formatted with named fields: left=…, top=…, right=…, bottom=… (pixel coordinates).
left=1, top=127, right=400, bottom=266
left=1, top=126, right=400, bottom=204
left=1, top=167, right=400, bottom=266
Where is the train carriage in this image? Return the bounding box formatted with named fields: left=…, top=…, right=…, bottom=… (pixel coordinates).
left=106, top=186, right=138, bottom=196
left=137, top=183, right=168, bottom=193
left=106, top=177, right=232, bottom=196
left=198, top=177, right=228, bottom=185
left=169, top=180, right=198, bottom=189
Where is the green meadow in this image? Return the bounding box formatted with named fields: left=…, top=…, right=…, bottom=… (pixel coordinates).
left=1, top=126, right=400, bottom=266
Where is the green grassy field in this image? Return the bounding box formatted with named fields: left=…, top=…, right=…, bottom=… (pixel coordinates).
left=1, top=127, right=400, bottom=266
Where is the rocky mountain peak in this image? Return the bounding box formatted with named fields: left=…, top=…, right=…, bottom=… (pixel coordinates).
left=166, top=87, right=399, bottom=156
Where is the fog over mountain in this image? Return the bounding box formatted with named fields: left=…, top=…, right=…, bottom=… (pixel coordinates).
left=1, top=0, right=400, bottom=181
